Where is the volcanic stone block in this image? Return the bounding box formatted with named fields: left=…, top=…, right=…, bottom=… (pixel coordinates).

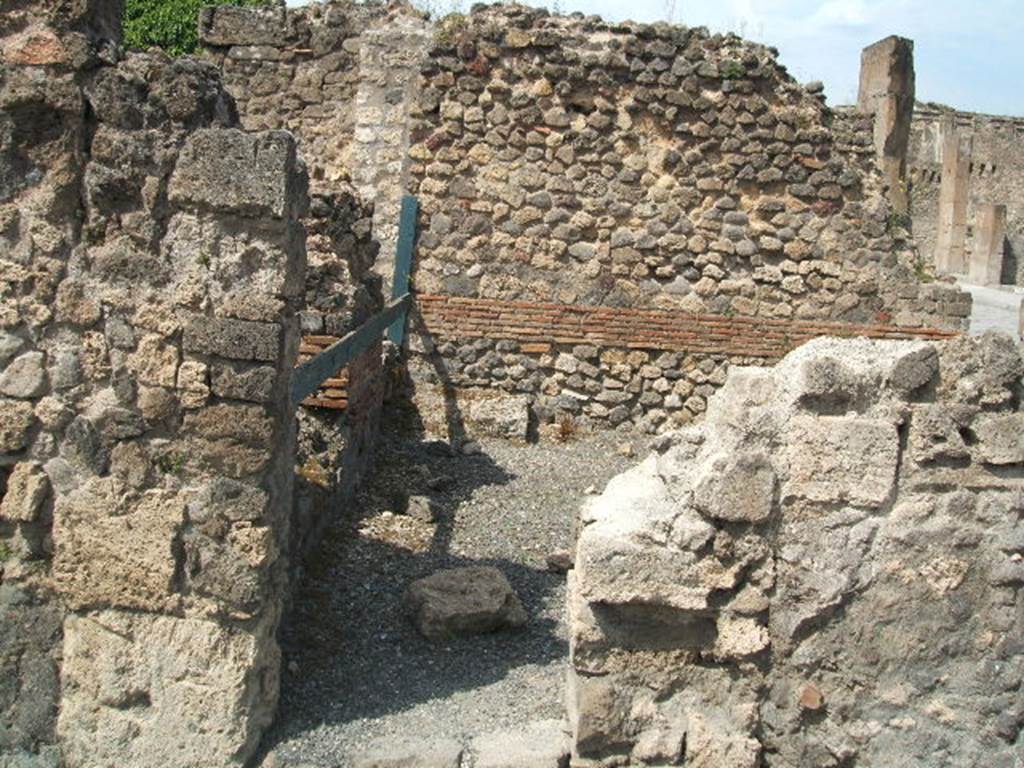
left=168, top=128, right=304, bottom=219
left=183, top=315, right=281, bottom=362
left=404, top=566, right=527, bottom=640
left=198, top=5, right=291, bottom=47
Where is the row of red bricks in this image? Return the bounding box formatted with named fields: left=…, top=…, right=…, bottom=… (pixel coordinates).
left=299, top=295, right=957, bottom=410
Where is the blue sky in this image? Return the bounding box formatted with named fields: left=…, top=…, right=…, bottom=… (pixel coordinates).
left=288, top=0, right=1023, bottom=116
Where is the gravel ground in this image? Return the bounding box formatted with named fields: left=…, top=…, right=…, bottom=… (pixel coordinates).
left=257, top=427, right=640, bottom=767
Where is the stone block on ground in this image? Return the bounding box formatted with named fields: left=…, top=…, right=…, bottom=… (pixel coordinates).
left=471, top=719, right=571, bottom=768
left=403, top=494, right=438, bottom=523
left=404, top=566, right=527, bottom=640
left=351, top=736, right=463, bottom=768
left=467, top=395, right=530, bottom=440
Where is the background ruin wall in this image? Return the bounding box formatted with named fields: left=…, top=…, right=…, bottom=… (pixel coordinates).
left=203, top=2, right=970, bottom=439
left=909, top=105, right=1024, bottom=286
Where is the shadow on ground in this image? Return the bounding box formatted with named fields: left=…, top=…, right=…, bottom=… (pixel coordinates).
left=255, top=425, right=575, bottom=764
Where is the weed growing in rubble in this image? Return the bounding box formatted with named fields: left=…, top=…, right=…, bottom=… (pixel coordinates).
left=556, top=414, right=577, bottom=442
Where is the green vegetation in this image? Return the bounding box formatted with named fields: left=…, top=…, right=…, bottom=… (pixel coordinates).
left=155, top=452, right=187, bottom=475
left=432, top=11, right=469, bottom=46
left=0, top=539, right=12, bottom=562
left=123, top=0, right=273, bottom=56
left=720, top=60, right=747, bottom=80
left=887, top=211, right=913, bottom=233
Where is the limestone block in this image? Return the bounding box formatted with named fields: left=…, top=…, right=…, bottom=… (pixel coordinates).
left=352, top=737, right=463, bottom=768
left=58, top=609, right=278, bottom=768
left=54, top=280, right=102, bottom=327
left=0, top=399, right=35, bottom=453
left=973, top=413, right=1024, bottom=466
left=0, top=462, right=50, bottom=522
left=127, top=334, right=179, bottom=388
left=168, top=129, right=305, bottom=220
left=181, top=404, right=276, bottom=478
left=176, top=359, right=209, bottom=409
left=466, top=394, right=530, bottom=440
left=182, top=315, right=281, bottom=362
left=0, top=352, right=48, bottom=399
left=783, top=415, right=898, bottom=507
left=577, top=457, right=718, bottom=610
left=693, top=452, right=776, bottom=523
left=53, top=483, right=184, bottom=612
left=968, top=204, right=1007, bottom=285
left=404, top=566, right=527, bottom=640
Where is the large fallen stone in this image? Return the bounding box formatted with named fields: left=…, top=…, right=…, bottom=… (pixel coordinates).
left=471, top=719, right=571, bottom=768
left=351, top=736, right=463, bottom=768
left=404, top=566, right=527, bottom=640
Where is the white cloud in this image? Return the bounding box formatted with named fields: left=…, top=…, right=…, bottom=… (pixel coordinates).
left=809, top=0, right=871, bottom=27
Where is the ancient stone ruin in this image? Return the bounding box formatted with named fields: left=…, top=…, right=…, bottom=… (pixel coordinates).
left=0, top=1, right=1021, bottom=767
left=571, top=333, right=1024, bottom=766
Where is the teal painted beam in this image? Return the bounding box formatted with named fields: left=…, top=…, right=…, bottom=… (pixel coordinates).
left=387, top=195, right=419, bottom=345
left=291, top=293, right=411, bottom=407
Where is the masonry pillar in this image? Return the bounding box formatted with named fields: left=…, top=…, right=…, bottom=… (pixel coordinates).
left=934, top=116, right=972, bottom=275
left=968, top=204, right=1007, bottom=285
left=857, top=36, right=915, bottom=214
left=351, top=14, right=431, bottom=296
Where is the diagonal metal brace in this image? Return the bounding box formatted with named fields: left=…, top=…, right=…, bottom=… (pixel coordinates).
left=291, top=293, right=411, bottom=407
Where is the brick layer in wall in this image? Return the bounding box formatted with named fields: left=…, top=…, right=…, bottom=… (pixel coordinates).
left=414, top=294, right=958, bottom=362
left=298, top=339, right=384, bottom=411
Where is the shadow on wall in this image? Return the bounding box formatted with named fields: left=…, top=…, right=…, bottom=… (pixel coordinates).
left=385, top=318, right=470, bottom=445
left=1001, top=235, right=1020, bottom=286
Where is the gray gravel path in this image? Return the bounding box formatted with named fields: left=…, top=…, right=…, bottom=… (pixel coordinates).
left=258, top=428, right=638, bottom=767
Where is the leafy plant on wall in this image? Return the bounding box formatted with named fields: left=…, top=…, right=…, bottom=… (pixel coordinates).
left=123, top=0, right=273, bottom=56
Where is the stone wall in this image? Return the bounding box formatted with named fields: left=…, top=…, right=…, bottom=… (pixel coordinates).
left=292, top=186, right=385, bottom=564
left=400, top=5, right=969, bottom=433
left=200, top=1, right=970, bottom=435
left=910, top=105, right=1024, bottom=285
left=407, top=294, right=959, bottom=434
left=0, top=3, right=312, bottom=765
left=201, top=6, right=392, bottom=567
left=570, top=332, right=1024, bottom=766
left=200, top=1, right=386, bottom=195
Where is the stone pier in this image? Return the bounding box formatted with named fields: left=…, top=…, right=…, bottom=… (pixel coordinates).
left=934, top=116, right=972, bottom=274
left=969, top=203, right=1008, bottom=284
left=857, top=36, right=915, bottom=214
